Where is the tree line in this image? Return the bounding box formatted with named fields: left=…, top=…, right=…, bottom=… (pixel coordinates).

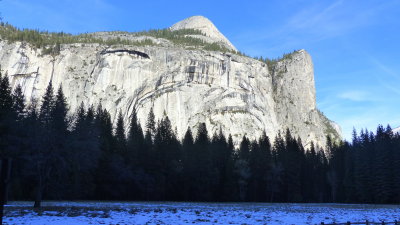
left=0, top=22, right=232, bottom=56
left=0, top=73, right=399, bottom=207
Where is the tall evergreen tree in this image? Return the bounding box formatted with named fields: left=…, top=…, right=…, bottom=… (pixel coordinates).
left=68, top=103, right=100, bottom=199
left=127, top=109, right=144, bottom=165
left=283, top=129, right=303, bottom=202
left=7, top=84, right=26, bottom=201
left=38, top=82, right=55, bottom=127
left=53, top=85, right=69, bottom=135
left=146, top=106, right=156, bottom=139
left=192, top=123, right=213, bottom=201
left=236, top=135, right=251, bottom=201
left=0, top=74, right=14, bottom=157
left=222, top=134, right=236, bottom=201
left=249, top=131, right=272, bottom=201
left=115, top=111, right=127, bottom=155
left=270, top=132, right=285, bottom=202
left=373, top=125, right=393, bottom=203
left=11, top=84, right=25, bottom=121
left=31, top=81, right=56, bottom=207
left=182, top=127, right=194, bottom=200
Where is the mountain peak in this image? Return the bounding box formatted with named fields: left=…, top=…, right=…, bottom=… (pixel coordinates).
left=170, top=16, right=237, bottom=51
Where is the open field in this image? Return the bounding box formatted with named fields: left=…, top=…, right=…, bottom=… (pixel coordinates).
left=3, top=201, right=400, bottom=225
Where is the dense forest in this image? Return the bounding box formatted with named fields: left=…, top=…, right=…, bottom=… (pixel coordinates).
left=0, top=73, right=399, bottom=207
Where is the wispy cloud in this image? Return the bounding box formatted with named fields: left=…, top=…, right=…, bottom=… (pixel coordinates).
left=369, top=57, right=400, bottom=80
left=234, top=0, right=399, bottom=57
left=367, top=57, right=400, bottom=97
left=338, top=90, right=371, bottom=102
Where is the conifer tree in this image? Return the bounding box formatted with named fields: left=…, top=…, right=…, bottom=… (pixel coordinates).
left=182, top=127, right=194, bottom=200
left=249, top=131, right=272, bottom=201
left=127, top=109, right=144, bottom=165
left=69, top=103, right=100, bottom=199
left=270, top=132, right=285, bottom=202
left=192, top=123, right=213, bottom=201
left=53, top=85, right=69, bottom=134
left=31, top=81, right=57, bottom=207
left=0, top=74, right=14, bottom=157
left=12, top=84, right=25, bottom=121
left=38, top=82, right=55, bottom=127
left=374, top=125, right=393, bottom=203
left=284, top=129, right=303, bottom=202
left=146, top=106, right=156, bottom=139
left=0, top=74, right=13, bottom=117
left=115, top=111, right=127, bottom=155
left=43, top=84, right=70, bottom=199
left=236, top=135, right=251, bottom=201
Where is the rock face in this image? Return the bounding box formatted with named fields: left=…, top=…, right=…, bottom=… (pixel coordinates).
left=0, top=16, right=340, bottom=148
left=170, top=16, right=237, bottom=52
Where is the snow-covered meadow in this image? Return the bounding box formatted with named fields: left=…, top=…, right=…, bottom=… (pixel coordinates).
left=3, top=201, right=400, bottom=225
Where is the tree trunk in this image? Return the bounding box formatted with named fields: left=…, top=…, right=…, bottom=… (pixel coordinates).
left=4, top=184, right=9, bottom=204
left=34, top=186, right=42, bottom=208
left=34, top=172, right=42, bottom=208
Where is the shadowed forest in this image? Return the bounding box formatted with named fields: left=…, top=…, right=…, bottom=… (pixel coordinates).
left=0, top=74, right=399, bottom=207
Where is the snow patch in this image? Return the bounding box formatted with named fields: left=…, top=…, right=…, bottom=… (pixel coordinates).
left=4, top=201, right=400, bottom=225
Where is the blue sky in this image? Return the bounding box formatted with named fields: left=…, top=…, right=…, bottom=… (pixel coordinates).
left=1, top=0, right=400, bottom=140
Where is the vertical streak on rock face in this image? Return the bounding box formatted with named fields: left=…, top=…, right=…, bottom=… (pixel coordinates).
left=0, top=41, right=340, bottom=148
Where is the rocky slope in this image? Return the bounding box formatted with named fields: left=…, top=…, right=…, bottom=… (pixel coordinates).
left=0, top=16, right=340, bottom=147
left=170, top=15, right=237, bottom=51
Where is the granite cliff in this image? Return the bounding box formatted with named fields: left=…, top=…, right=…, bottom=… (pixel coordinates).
left=0, top=16, right=340, bottom=147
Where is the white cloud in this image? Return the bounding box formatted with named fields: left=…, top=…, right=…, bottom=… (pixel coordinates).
left=337, top=90, right=371, bottom=102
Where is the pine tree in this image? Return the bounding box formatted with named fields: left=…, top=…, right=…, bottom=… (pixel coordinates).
left=95, top=106, right=114, bottom=153
left=222, top=134, right=236, bottom=201
left=0, top=74, right=14, bottom=157
left=52, top=85, right=69, bottom=135
left=146, top=107, right=156, bottom=138
left=238, top=136, right=250, bottom=160
left=127, top=109, right=144, bottom=165
left=373, top=125, right=393, bottom=203
left=343, top=140, right=356, bottom=202
left=304, top=142, right=317, bottom=202
left=182, top=127, right=194, bottom=151
left=153, top=114, right=182, bottom=200
left=0, top=74, right=13, bottom=117
left=235, top=135, right=251, bottom=201
left=326, top=136, right=339, bottom=202
left=115, top=111, right=127, bottom=155
left=192, top=123, right=213, bottom=201
left=38, top=82, right=55, bottom=127
left=12, top=84, right=26, bottom=121
left=7, top=84, right=26, bottom=201
left=248, top=139, right=260, bottom=201
left=93, top=104, right=117, bottom=199
left=284, top=129, right=303, bottom=202
left=249, top=131, right=272, bottom=201
left=182, top=127, right=194, bottom=200
left=69, top=103, right=100, bottom=199
left=20, top=99, right=40, bottom=204
left=270, top=132, right=285, bottom=202
left=31, top=81, right=57, bottom=207
left=393, top=132, right=400, bottom=202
